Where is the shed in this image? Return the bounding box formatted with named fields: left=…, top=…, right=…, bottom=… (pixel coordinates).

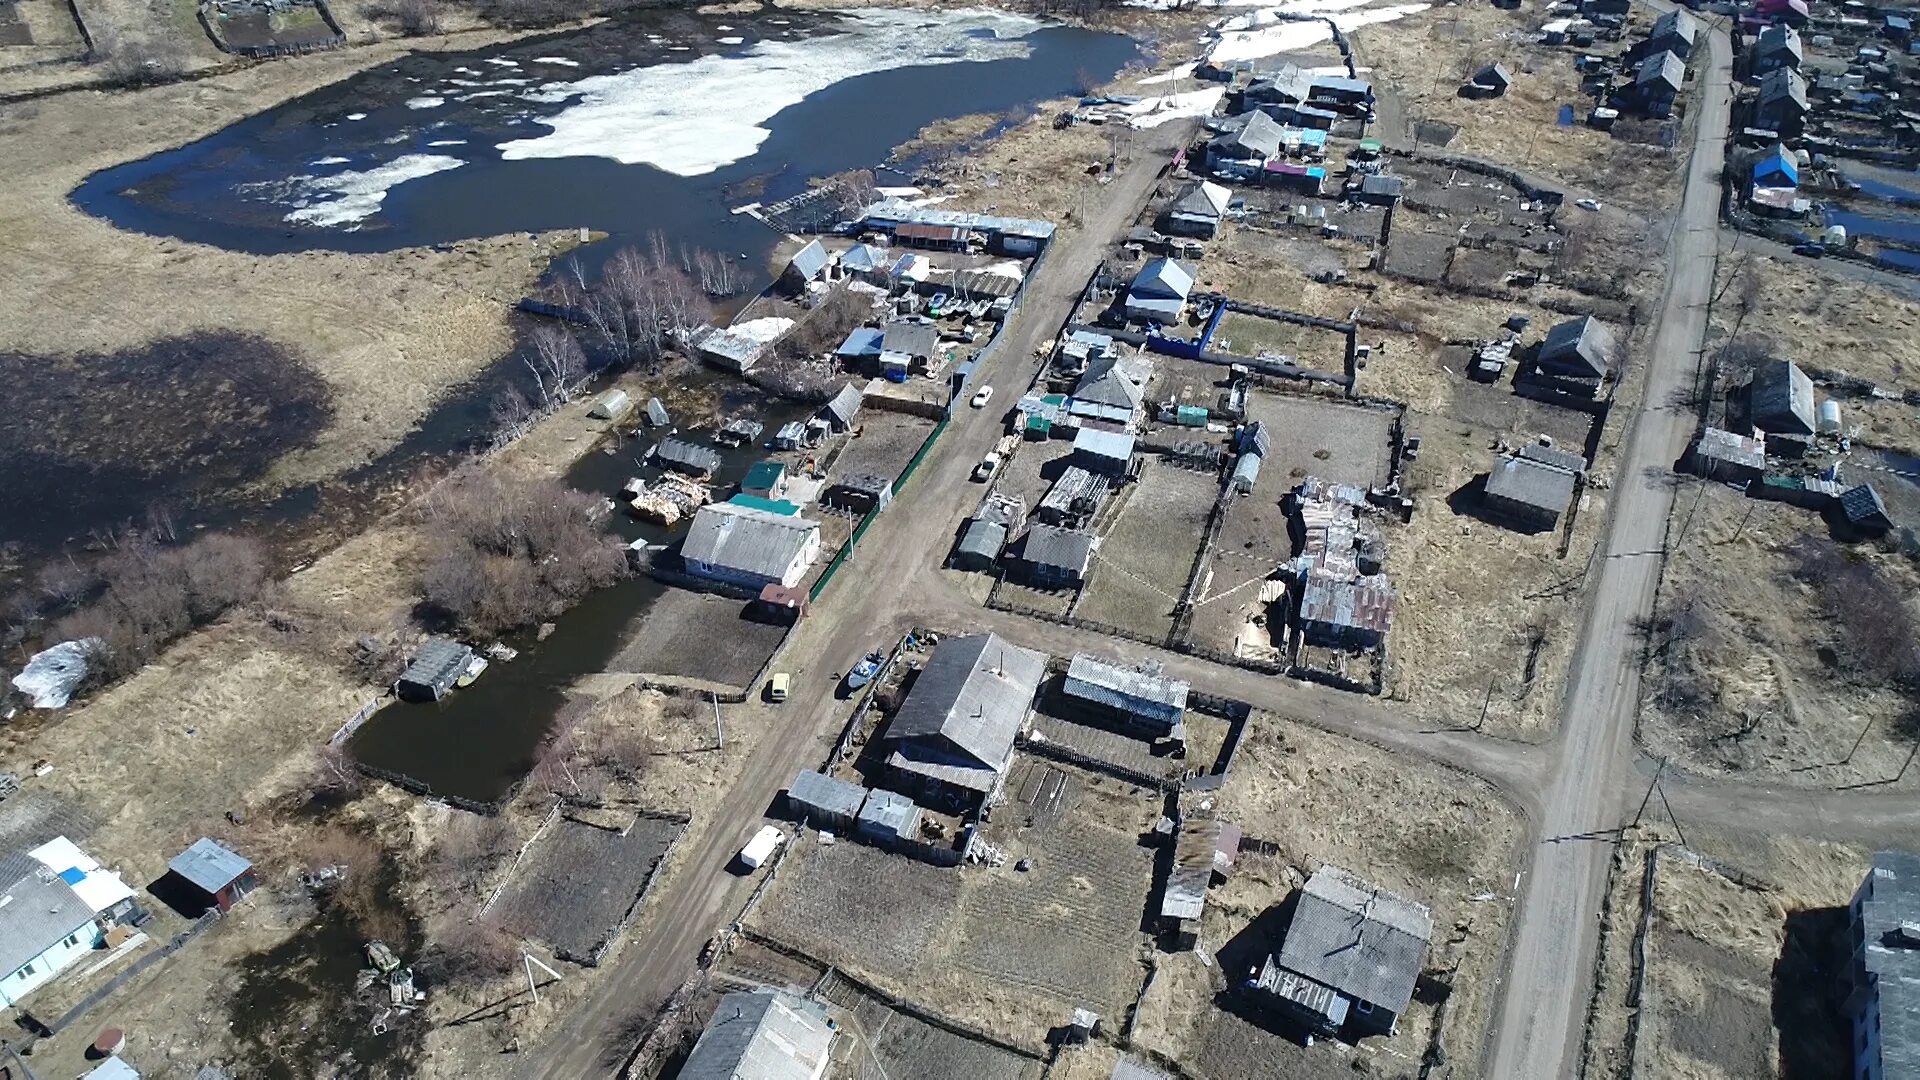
left=1355, top=173, right=1405, bottom=205
left=824, top=472, right=893, bottom=515
left=1063, top=654, right=1190, bottom=734
left=1231, top=452, right=1263, bottom=493
left=681, top=989, right=835, bottom=1080
left=395, top=638, right=474, bottom=702
left=952, top=518, right=1009, bottom=571
left=1295, top=571, right=1394, bottom=649
left=839, top=242, right=890, bottom=281
left=880, top=319, right=938, bottom=376
left=1160, top=817, right=1242, bottom=935
left=1469, top=62, right=1513, bottom=95
left=1537, top=315, right=1617, bottom=380
left=1262, top=865, right=1432, bottom=1037
left=1689, top=427, right=1766, bottom=482
left=1072, top=427, right=1136, bottom=476
left=1754, top=144, right=1799, bottom=188
left=655, top=437, right=724, bottom=477
left=820, top=383, right=864, bottom=433
left=166, top=838, right=256, bottom=913
left=786, top=770, right=867, bottom=831
left=835, top=327, right=884, bottom=362
left=755, top=583, right=809, bottom=623
left=1748, top=359, right=1816, bottom=435
left=856, top=788, right=923, bottom=843
left=742, top=460, right=786, bottom=499
left=1483, top=454, right=1579, bottom=531
left=644, top=397, right=671, bottom=427
left=1842, top=484, right=1893, bottom=534
left=589, top=389, right=631, bottom=421
left=1018, top=526, right=1098, bottom=589
left=1037, top=467, right=1112, bottom=528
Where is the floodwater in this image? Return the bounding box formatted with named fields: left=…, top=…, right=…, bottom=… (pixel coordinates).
left=347, top=390, right=807, bottom=805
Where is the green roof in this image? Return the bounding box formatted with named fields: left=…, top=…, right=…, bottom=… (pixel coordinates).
left=727, top=494, right=801, bottom=515
left=1041, top=393, right=1068, bottom=406
left=743, top=460, right=786, bottom=490
left=1026, top=415, right=1053, bottom=433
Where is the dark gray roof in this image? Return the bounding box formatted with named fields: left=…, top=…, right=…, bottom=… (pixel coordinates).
left=682, top=504, right=819, bottom=580
left=1130, top=258, right=1195, bottom=301
left=680, top=989, right=835, bottom=1080
left=1064, top=655, right=1188, bottom=725
left=1212, top=108, right=1284, bottom=158
left=881, top=319, right=938, bottom=360
left=1074, top=354, right=1148, bottom=413
left=1636, top=50, right=1685, bottom=91
left=886, top=633, right=1045, bottom=779
left=656, top=437, right=724, bottom=475
left=1749, top=359, right=1815, bottom=435
left=1861, top=851, right=1920, bottom=1075
left=1277, top=865, right=1432, bottom=1013
left=0, top=851, right=95, bottom=980
left=1022, top=525, right=1098, bottom=573
left=1843, top=483, right=1891, bottom=527
left=1475, top=62, right=1513, bottom=88
left=787, top=770, right=866, bottom=823
left=1170, top=180, right=1231, bottom=221
left=398, top=638, right=470, bottom=691
left=835, top=328, right=883, bottom=358
left=786, top=239, right=829, bottom=283
left=1485, top=454, right=1578, bottom=514
left=822, top=383, right=864, bottom=426
left=1517, top=443, right=1588, bottom=473
left=1538, top=315, right=1616, bottom=379
left=1359, top=174, right=1405, bottom=199
left=1757, top=24, right=1802, bottom=62
left=1112, top=1057, right=1174, bottom=1080
left=1651, top=8, right=1698, bottom=46
left=168, top=838, right=251, bottom=894
left=1758, top=67, right=1809, bottom=112
left=1239, top=421, right=1273, bottom=458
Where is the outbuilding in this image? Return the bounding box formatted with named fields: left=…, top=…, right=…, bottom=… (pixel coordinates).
left=1295, top=571, right=1394, bottom=650
left=785, top=770, right=867, bottom=831
left=1016, top=525, right=1099, bottom=590
left=1747, top=359, right=1816, bottom=435
left=395, top=638, right=474, bottom=702
left=857, top=788, right=924, bottom=844
left=1063, top=654, right=1189, bottom=735
left=1072, top=427, right=1136, bottom=477
left=1688, top=427, right=1766, bottom=483
left=820, top=383, right=864, bottom=432
left=654, top=437, right=723, bottom=478
left=1536, top=315, right=1618, bottom=381
left=1482, top=453, right=1579, bottom=531
left=166, top=838, right=256, bottom=913
left=952, top=518, right=1009, bottom=571
left=779, top=239, right=830, bottom=294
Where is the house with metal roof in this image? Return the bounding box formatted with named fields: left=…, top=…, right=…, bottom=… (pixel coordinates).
left=824, top=472, right=893, bottom=515
left=1354, top=173, right=1405, bottom=206
left=1756, top=67, right=1809, bottom=132
left=655, top=437, right=724, bottom=478
left=1483, top=453, right=1580, bottom=532
left=858, top=201, right=1055, bottom=256
left=1231, top=451, right=1263, bottom=493
left=1466, top=62, right=1513, bottom=97
left=1647, top=8, right=1698, bottom=59
left=786, top=770, right=867, bottom=831
left=742, top=460, right=786, bottom=500
left=1160, top=817, right=1241, bottom=941
left=395, top=637, right=474, bottom=702
left=1207, top=109, right=1284, bottom=180
left=1747, top=358, right=1816, bottom=435
left=1037, top=467, right=1112, bottom=529
left=1071, top=351, right=1152, bottom=426
left=0, top=838, right=137, bottom=1007
left=1632, top=50, right=1686, bottom=118
left=883, top=632, right=1046, bottom=807
left=166, top=838, right=256, bottom=914
left=857, top=788, right=924, bottom=844
left=1125, top=258, right=1196, bottom=325
left=780, top=239, right=831, bottom=294
left=1842, top=483, right=1894, bottom=534
left=1072, top=427, right=1136, bottom=477
left=1688, top=427, right=1766, bottom=483
left=1254, top=865, right=1433, bottom=1038
left=879, top=318, right=938, bottom=380
left=1016, top=526, right=1099, bottom=589
left=1536, top=315, right=1618, bottom=380
left=1165, top=180, right=1232, bottom=238
left=838, top=242, right=890, bottom=283
left=1847, top=851, right=1920, bottom=1080
left=1754, top=24, right=1803, bottom=74
left=681, top=502, right=822, bottom=590
left=1306, top=75, right=1372, bottom=114
left=1063, top=654, right=1189, bottom=735
left=820, top=383, right=864, bottom=432
left=835, top=327, right=883, bottom=364
left=1296, top=571, right=1394, bottom=650
left=681, top=989, right=835, bottom=1080
left=1754, top=143, right=1799, bottom=189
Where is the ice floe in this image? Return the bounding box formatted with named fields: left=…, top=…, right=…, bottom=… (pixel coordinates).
left=283, top=154, right=464, bottom=228
left=406, top=96, right=446, bottom=109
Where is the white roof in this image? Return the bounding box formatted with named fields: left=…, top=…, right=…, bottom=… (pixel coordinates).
left=29, top=836, right=133, bottom=915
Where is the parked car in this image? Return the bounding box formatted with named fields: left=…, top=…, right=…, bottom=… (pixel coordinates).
left=767, top=672, right=790, bottom=702
left=1575, top=197, right=1602, bottom=211
left=974, top=451, right=1002, bottom=482
left=971, top=385, right=995, bottom=408
left=1793, top=242, right=1828, bottom=258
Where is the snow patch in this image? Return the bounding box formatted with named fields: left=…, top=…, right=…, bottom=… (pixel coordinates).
left=407, top=96, right=446, bottom=109
left=717, top=35, right=744, bottom=44
left=311, top=156, right=351, bottom=166
left=427, top=139, right=467, bottom=146
left=721, top=316, right=793, bottom=345
left=531, top=56, right=580, bottom=66
left=346, top=112, right=368, bottom=121
left=496, top=9, right=1041, bottom=177
left=484, top=57, right=520, bottom=67
left=1137, top=61, right=1197, bottom=85
left=283, top=154, right=464, bottom=228
left=1123, top=87, right=1227, bottom=128
left=1205, top=1, right=1428, bottom=63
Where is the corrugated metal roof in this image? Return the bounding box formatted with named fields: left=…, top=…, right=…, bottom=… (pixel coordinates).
left=886, top=633, right=1045, bottom=780
left=881, top=319, right=938, bottom=360
left=1022, top=525, right=1098, bottom=573
left=1064, top=654, right=1189, bottom=724
left=1538, top=315, right=1616, bottom=379
left=1277, top=865, right=1432, bottom=1013
left=680, top=990, right=835, bottom=1080
left=822, top=383, right=864, bottom=427
left=836, top=327, right=883, bottom=358
left=1485, top=455, right=1578, bottom=515
left=398, top=638, right=470, bottom=692
left=839, top=242, right=889, bottom=273
left=786, top=239, right=829, bottom=282
left=168, top=838, right=251, bottom=894
left=682, top=503, right=819, bottom=582
left=857, top=788, right=922, bottom=840
left=860, top=201, right=1056, bottom=240
left=1111, top=1057, right=1174, bottom=1080
left=1636, top=50, right=1685, bottom=90
left=0, top=850, right=95, bottom=981
left=656, top=437, right=723, bottom=475
left=1161, top=818, right=1239, bottom=921
left=957, top=519, right=1008, bottom=561
left=1297, top=571, right=1394, bottom=637
left=1072, top=427, right=1136, bottom=464
left=1750, top=359, right=1815, bottom=435
left=1695, top=427, right=1765, bottom=469
left=1170, top=180, right=1232, bottom=220
left=787, top=770, right=867, bottom=822
left=1039, top=467, right=1112, bottom=521
left=1517, top=443, right=1588, bottom=473
left=1254, top=960, right=1350, bottom=1027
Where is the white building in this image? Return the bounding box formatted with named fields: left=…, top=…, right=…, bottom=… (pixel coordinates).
left=0, top=837, right=138, bottom=1006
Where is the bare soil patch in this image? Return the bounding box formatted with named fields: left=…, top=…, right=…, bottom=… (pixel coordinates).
left=1076, top=458, right=1217, bottom=641
left=488, top=811, right=682, bottom=963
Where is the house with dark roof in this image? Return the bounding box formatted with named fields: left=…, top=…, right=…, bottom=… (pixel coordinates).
left=1063, top=654, right=1190, bottom=736
left=1354, top=173, right=1405, bottom=206
left=883, top=632, right=1046, bottom=807
left=779, top=239, right=830, bottom=294
left=1465, top=62, right=1512, bottom=97
left=1071, top=351, right=1152, bottom=426
left=1754, top=24, right=1803, bottom=74
left=1842, top=484, right=1894, bottom=535
left=1306, top=75, right=1372, bottom=114
left=785, top=770, right=867, bottom=832
left=1165, top=180, right=1232, bottom=238
left=1646, top=7, right=1698, bottom=59
left=1747, top=358, right=1816, bottom=435
left=1253, top=865, right=1433, bottom=1038
left=1537, top=315, right=1618, bottom=380
left=1756, top=67, right=1810, bottom=133
left=1015, top=525, right=1099, bottom=590
left=681, top=989, right=834, bottom=1080
left=1125, top=258, right=1196, bottom=325
left=395, top=637, right=474, bottom=702
left=1847, top=851, right=1920, bottom=1080
left=952, top=518, right=1008, bottom=571
left=1483, top=452, right=1581, bottom=532
left=1632, top=50, right=1686, bottom=118
left=165, top=838, right=256, bottom=914
left=879, top=318, right=938, bottom=381
left=681, top=502, right=822, bottom=590
left=1207, top=110, right=1284, bottom=180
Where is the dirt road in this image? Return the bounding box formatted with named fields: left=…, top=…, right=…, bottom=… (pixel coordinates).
left=1482, top=16, right=1735, bottom=1080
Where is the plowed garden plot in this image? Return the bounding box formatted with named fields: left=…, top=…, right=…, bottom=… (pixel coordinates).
left=489, top=811, right=683, bottom=964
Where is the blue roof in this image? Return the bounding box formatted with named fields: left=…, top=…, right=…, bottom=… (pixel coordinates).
left=1130, top=257, right=1194, bottom=300
left=58, top=867, right=84, bottom=885
left=1889, top=14, right=1911, bottom=28
left=1755, top=145, right=1799, bottom=185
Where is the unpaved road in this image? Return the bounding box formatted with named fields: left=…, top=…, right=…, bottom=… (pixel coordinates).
left=1482, top=16, right=1735, bottom=1080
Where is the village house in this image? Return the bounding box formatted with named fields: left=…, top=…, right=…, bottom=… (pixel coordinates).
left=785, top=770, right=867, bottom=833
left=1687, top=426, right=1766, bottom=484
left=856, top=788, right=924, bottom=846
left=1746, top=358, right=1817, bottom=435
left=1305, top=74, right=1372, bottom=115
left=837, top=242, right=891, bottom=285
left=882, top=632, right=1046, bottom=809
left=1253, top=865, right=1433, bottom=1039
left=779, top=238, right=831, bottom=295
left=1631, top=51, right=1686, bottom=118
left=680, top=502, right=822, bottom=591
left=952, top=518, right=1009, bottom=571
left=1482, top=446, right=1585, bottom=532
left=1062, top=654, right=1190, bottom=738
left=1125, top=258, right=1197, bottom=326
left=654, top=437, right=724, bottom=479
left=1159, top=817, right=1241, bottom=945
left=819, top=382, right=864, bottom=433
left=1206, top=110, right=1285, bottom=181
left=681, top=989, right=835, bottom=1080
left=165, top=838, right=256, bottom=914
left=879, top=318, right=938, bottom=382
left=1295, top=571, right=1394, bottom=650
left=1353, top=173, right=1405, bottom=207
left=1845, top=850, right=1920, bottom=1080
left=0, top=838, right=138, bottom=1007
left=1164, top=180, right=1232, bottom=239
left=1070, top=351, right=1152, bottom=427
left=1645, top=7, right=1699, bottom=60
left=1753, top=24, right=1804, bottom=75
left=1755, top=67, right=1810, bottom=134
left=1536, top=314, right=1618, bottom=381
left=1014, top=525, right=1099, bottom=589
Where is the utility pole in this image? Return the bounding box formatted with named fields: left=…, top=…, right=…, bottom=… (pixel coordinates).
left=1476, top=677, right=1497, bottom=730
left=712, top=691, right=723, bottom=750
left=1629, top=758, right=1667, bottom=833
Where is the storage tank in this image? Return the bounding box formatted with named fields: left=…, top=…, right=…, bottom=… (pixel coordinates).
left=1819, top=399, right=1843, bottom=434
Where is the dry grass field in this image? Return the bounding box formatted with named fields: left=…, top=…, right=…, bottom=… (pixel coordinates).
left=1076, top=459, right=1217, bottom=642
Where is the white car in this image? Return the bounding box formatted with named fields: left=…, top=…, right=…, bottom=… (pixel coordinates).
left=1575, top=197, right=1602, bottom=211
left=970, top=386, right=995, bottom=409
left=974, top=452, right=1002, bottom=482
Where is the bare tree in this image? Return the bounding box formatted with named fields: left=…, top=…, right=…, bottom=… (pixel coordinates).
left=524, top=324, right=588, bottom=410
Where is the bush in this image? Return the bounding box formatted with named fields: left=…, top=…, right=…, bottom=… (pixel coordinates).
left=91, top=33, right=186, bottom=88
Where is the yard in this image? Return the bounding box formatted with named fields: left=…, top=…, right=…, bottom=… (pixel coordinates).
left=1242, top=391, right=1397, bottom=490
left=1075, top=458, right=1219, bottom=643
left=608, top=587, right=789, bottom=691
left=487, top=811, right=683, bottom=963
